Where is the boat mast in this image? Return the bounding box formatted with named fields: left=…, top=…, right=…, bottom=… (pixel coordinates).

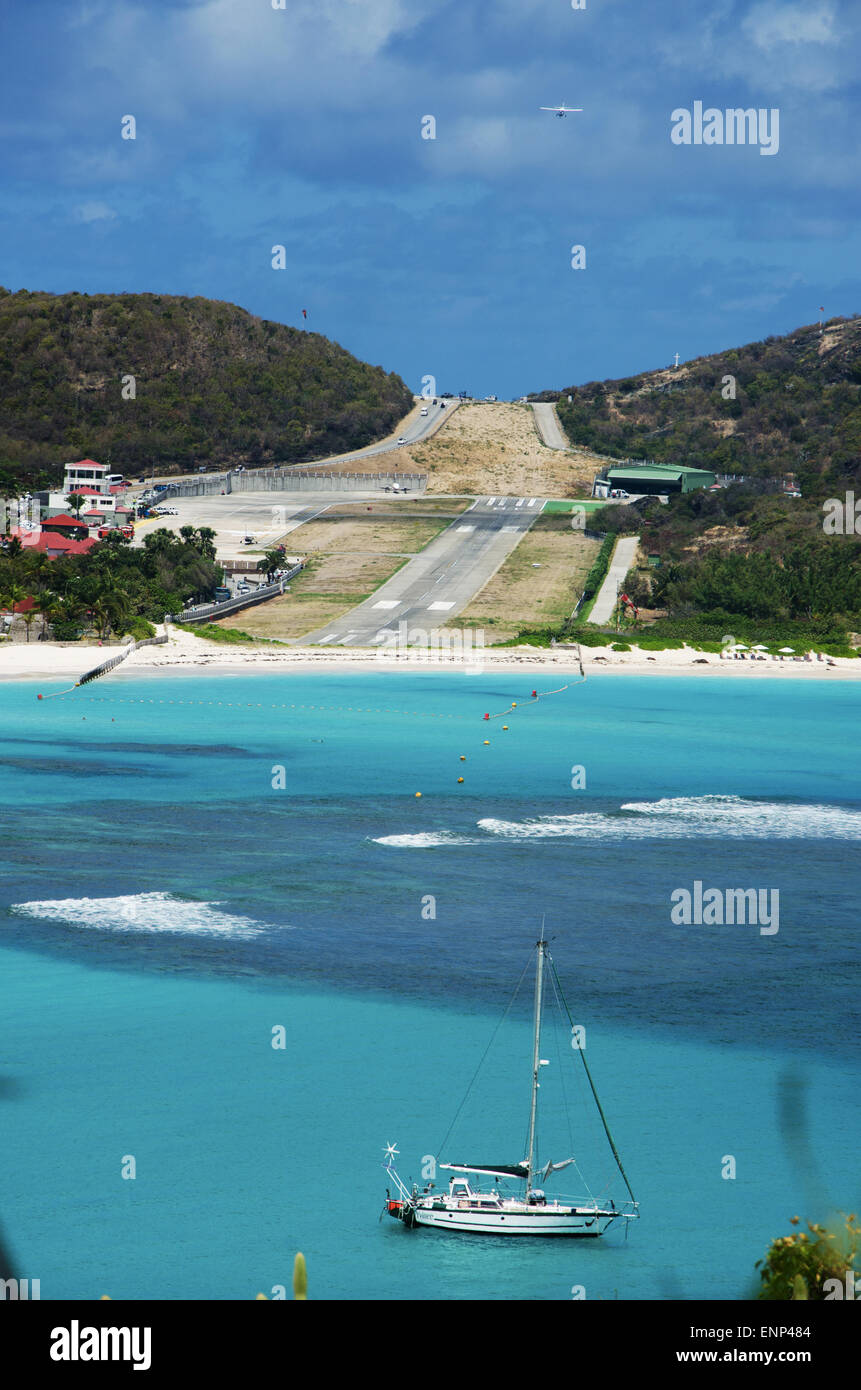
left=525, top=930, right=547, bottom=1191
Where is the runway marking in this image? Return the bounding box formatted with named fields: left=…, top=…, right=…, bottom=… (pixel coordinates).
left=516, top=498, right=524, bottom=507
left=339, top=632, right=358, bottom=643
left=318, top=633, right=339, bottom=643
left=528, top=498, right=537, bottom=506
left=487, top=496, right=497, bottom=505
left=372, top=600, right=401, bottom=609
left=427, top=601, right=454, bottom=611
left=456, top=525, right=475, bottom=533
left=502, top=526, right=520, bottom=532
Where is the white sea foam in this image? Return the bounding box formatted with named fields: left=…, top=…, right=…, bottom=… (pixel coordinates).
left=373, top=831, right=477, bottom=848
left=377, top=796, right=861, bottom=847
left=10, top=892, right=268, bottom=938
left=618, top=795, right=861, bottom=839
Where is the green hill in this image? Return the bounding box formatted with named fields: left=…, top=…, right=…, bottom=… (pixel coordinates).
left=546, top=316, right=861, bottom=495
left=532, top=317, right=861, bottom=641
left=0, top=288, right=413, bottom=492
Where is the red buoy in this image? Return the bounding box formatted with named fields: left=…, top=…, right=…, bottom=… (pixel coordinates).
left=37, top=693, right=43, bottom=700
left=483, top=713, right=489, bottom=720
left=531, top=690, right=537, bottom=698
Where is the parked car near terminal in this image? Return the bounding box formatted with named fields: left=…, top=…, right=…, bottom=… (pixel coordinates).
left=213, top=587, right=231, bottom=602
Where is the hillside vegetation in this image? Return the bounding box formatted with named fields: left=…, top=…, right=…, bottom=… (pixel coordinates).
left=548, top=316, right=861, bottom=493
left=0, top=288, right=412, bottom=493
left=531, top=317, right=861, bottom=641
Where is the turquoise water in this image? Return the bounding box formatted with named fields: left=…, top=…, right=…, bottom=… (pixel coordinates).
left=1, top=671, right=859, bottom=1299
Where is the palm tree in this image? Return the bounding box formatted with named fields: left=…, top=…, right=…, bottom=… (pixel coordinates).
left=20, top=605, right=37, bottom=643
left=257, top=548, right=284, bottom=583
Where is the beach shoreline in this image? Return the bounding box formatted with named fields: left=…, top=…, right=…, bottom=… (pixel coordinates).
left=1, top=627, right=859, bottom=684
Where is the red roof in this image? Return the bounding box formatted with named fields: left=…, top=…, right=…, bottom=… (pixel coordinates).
left=68, top=484, right=109, bottom=495
left=68, top=458, right=108, bottom=471
left=43, top=513, right=88, bottom=529
left=0, top=594, right=37, bottom=614
left=28, top=533, right=97, bottom=557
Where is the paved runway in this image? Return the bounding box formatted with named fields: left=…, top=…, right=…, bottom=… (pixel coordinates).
left=301, top=495, right=545, bottom=647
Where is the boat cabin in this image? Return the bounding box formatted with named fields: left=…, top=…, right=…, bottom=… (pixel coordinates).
left=446, top=1177, right=502, bottom=1208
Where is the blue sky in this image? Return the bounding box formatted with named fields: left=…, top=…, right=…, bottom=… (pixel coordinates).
left=1, top=0, right=858, bottom=398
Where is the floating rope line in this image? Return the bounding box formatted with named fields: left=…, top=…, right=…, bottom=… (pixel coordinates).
left=37, top=634, right=168, bottom=700
left=51, top=694, right=469, bottom=720
left=483, top=683, right=571, bottom=720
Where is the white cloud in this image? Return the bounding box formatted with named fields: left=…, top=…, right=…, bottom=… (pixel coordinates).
left=73, top=201, right=117, bottom=223
left=741, top=2, right=838, bottom=49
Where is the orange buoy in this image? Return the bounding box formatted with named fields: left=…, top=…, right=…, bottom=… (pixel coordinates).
left=460, top=755, right=466, bottom=761
left=415, top=792, right=422, bottom=798
left=483, top=740, right=490, bottom=745
left=502, top=725, right=509, bottom=730
left=457, top=777, right=464, bottom=783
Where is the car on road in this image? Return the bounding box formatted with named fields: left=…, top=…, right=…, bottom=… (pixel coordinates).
left=439, top=401, right=446, bottom=409
left=609, top=489, right=629, bottom=499
left=420, top=407, right=428, bottom=416
left=242, top=535, right=256, bottom=545
left=396, top=437, right=406, bottom=445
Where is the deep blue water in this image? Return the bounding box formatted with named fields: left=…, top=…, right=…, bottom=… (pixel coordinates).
left=1, top=670, right=859, bottom=1299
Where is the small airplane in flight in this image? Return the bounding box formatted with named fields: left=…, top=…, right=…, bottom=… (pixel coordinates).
left=540, top=104, right=583, bottom=118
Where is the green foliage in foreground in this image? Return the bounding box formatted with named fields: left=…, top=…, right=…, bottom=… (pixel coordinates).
left=755, top=1214, right=859, bottom=1300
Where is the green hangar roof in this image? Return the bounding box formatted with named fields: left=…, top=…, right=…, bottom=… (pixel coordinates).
left=600, top=465, right=716, bottom=493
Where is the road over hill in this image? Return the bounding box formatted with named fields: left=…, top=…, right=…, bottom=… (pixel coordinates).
left=301, top=494, right=545, bottom=646
left=531, top=403, right=570, bottom=451
left=590, top=535, right=640, bottom=625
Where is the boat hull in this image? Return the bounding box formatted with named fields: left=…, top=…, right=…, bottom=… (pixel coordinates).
left=409, top=1205, right=610, bottom=1236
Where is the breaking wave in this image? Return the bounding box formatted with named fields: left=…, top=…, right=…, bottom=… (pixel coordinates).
left=10, top=891, right=269, bottom=938
left=375, top=796, right=861, bottom=847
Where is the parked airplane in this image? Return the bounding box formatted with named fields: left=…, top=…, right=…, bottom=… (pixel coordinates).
left=540, top=104, right=583, bottom=118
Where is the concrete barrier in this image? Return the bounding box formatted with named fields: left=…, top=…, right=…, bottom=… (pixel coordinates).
left=171, top=562, right=305, bottom=625
left=157, top=470, right=427, bottom=500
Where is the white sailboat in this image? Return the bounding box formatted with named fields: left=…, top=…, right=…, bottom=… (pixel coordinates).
left=382, top=932, right=639, bottom=1237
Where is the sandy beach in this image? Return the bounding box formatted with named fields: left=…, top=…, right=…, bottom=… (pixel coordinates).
left=1, top=626, right=859, bottom=684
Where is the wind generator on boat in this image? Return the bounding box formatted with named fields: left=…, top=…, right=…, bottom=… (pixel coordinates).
left=382, top=932, right=639, bottom=1236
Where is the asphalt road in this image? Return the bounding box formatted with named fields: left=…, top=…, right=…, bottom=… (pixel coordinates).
left=590, top=534, right=640, bottom=624
left=133, top=397, right=456, bottom=490
left=301, top=494, right=545, bottom=647
left=531, top=402, right=570, bottom=450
